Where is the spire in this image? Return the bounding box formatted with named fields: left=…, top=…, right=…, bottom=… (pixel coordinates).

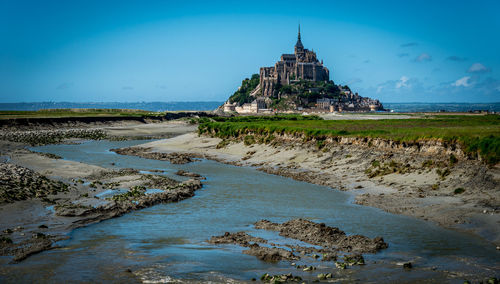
left=295, top=23, right=304, bottom=51
left=298, top=23, right=301, bottom=41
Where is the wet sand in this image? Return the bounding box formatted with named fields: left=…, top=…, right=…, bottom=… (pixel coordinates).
left=0, top=120, right=200, bottom=262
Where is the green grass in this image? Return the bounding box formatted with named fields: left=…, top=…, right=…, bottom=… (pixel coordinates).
left=199, top=114, right=500, bottom=165
left=0, top=109, right=164, bottom=119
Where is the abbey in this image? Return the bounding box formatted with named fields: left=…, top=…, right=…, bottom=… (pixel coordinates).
left=259, top=25, right=330, bottom=97
left=222, top=26, right=384, bottom=113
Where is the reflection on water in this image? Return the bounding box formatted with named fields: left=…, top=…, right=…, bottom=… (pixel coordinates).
left=1, top=140, right=498, bottom=282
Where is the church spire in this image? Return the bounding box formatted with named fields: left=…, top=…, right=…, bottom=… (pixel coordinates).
left=295, top=23, right=304, bottom=52
left=298, top=23, right=301, bottom=41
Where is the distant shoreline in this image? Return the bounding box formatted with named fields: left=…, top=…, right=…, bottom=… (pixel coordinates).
left=0, top=101, right=225, bottom=112
left=1, top=101, right=499, bottom=113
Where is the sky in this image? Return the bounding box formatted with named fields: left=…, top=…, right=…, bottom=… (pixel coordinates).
left=1, top=0, right=499, bottom=103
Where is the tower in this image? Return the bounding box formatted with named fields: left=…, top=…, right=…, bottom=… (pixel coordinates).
left=294, top=24, right=304, bottom=59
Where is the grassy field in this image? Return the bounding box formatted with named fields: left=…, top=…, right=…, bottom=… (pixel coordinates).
left=0, top=109, right=162, bottom=119
left=198, top=114, right=500, bottom=165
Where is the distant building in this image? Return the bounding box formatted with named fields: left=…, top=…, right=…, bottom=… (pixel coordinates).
left=223, top=101, right=237, bottom=112
left=260, top=25, right=329, bottom=97
left=234, top=98, right=267, bottom=114
left=316, top=98, right=335, bottom=109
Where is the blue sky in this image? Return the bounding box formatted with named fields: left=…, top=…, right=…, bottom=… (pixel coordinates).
left=1, top=0, right=499, bottom=103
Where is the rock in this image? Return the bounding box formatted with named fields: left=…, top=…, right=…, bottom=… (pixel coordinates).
left=261, top=273, right=271, bottom=281
left=303, top=266, right=315, bottom=271
left=0, top=236, right=13, bottom=244
left=335, top=262, right=347, bottom=269
left=32, top=232, right=46, bottom=239
left=403, top=262, right=412, bottom=269
left=487, top=277, right=499, bottom=284
left=322, top=253, right=337, bottom=261
left=343, top=253, right=365, bottom=265
left=260, top=273, right=301, bottom=283
left=38, top=224, right=48, bottom=229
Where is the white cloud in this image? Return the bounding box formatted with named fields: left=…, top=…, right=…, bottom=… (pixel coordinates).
left=395, top=76, right=409, bottom=88
left=451, top=76, right=471, bottom=87
left=467, top=63, right=490, bottom=73
left=415, top=53, right=432, bottom=62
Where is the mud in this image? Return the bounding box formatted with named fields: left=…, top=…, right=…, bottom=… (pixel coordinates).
left=254, top=219, right=388, bottom=253
left=111, top=147, right=203, bottom=164
left=243, top=244, right=299, bottom=262
left=175, top=170, right=203, bottom=179
left=208, top=231, right=267, bottom=246
left=209, top=219, right=387, bottom=265
left=208, top=232, right=299, bottom=262
left=0, top=163, right=71, bottom=203
left=0, top=178, right=203, bottom=262
left=62, top=179, right=202, bottom=225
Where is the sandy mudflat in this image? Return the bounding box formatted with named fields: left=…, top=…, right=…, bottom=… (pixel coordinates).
left=134, top=132, right=500, bottom=246
left=0, top=120, right=201, bottom=262
left=0, top=118, right=498, bottom=264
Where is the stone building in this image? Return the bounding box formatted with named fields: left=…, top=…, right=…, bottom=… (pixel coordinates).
left=234, top=98, right=268, bottom=114
left=260, top=25, right=330, bottom=97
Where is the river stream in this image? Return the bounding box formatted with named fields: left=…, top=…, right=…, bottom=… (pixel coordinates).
left=3, top=139, right=499, bottom=283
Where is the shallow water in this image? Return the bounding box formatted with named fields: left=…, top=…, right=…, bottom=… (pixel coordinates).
left=1, top=140, right=499, bottom=282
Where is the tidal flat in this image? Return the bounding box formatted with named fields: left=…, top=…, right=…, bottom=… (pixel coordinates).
left=0, top=113, right=498, bottom=283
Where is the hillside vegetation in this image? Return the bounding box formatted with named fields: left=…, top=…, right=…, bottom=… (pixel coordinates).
left=227, top=74, right=354, bottom=110
left=198, top=114, right=500, bottom=165
left=228, top=74, right=260, bottom=105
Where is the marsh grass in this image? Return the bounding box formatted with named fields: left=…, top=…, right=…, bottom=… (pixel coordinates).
left=199, top=114, right=500, bottom=165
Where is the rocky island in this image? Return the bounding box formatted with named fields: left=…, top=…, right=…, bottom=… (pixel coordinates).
left=221, top=26, right=384, bottom=114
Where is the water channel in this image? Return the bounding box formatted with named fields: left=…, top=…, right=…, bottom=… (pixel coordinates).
left=3, top=140, right=499, bottom=282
